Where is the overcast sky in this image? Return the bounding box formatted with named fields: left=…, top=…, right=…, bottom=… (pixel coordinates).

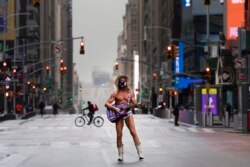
left=72, top=0, right=127, bottom=83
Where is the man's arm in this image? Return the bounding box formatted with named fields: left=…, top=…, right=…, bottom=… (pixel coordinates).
left=130, top=90, right=139, bottom=107
left=105, top=92, right=120, bottom=113
left=82, top=106, right=89, bottom=111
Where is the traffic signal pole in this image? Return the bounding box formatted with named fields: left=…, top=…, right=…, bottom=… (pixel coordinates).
left=205, top=1, right=213, bottom=127
left=5, top=36, right=84, bottom=53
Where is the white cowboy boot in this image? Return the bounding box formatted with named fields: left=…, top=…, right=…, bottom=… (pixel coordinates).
left=117, top=145, right=124, bottom=161
left=135, top=144, right=144, bottom=160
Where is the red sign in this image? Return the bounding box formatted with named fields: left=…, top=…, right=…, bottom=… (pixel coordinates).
left=226, top=0, right=244, bottom=40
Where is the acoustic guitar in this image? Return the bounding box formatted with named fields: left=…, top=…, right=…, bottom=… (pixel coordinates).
left=106, top=102, right=140, bottom=123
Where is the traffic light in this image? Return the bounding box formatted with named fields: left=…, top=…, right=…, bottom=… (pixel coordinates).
left=169, top=90, right=178, bottom=96
left=32, top=85, right=36, bottom=92
left=159, top=87, right=163, bottom=94
left=173, top=45, right=179, bottom=57
left=203, top=67, right=211, bottom=81
left=13, top=68, right=17, bottom=75
left=2, top=61, right=7, bottom=70
left=27, top=81, right=31, bottom=86
left=204, top=0, right=211, bottom=5
left=80, top=41, right=85, bottom=54
left=60, top=67, right=64, bottom=75
left=80, top=86, right=83, bottom=92
left=60, top=59, right=67, bottom=75
left=115, top=61, right=119, bottom=70
left=219, top=32, right=226, bottom=46
left=166, top=45, right=172, bottom=59
left=46, top=65, right=50, bottom=74
left=32, top=0, right=40, bottom=7
left=152, top=72, right=157, bottom=80
left=43, top=87, right=47, bottom=92
left=60, top=59, right=64, bottom=65
left=68, top=97, right=73, bottom=102
left=63, top=66, right=67, bottom=72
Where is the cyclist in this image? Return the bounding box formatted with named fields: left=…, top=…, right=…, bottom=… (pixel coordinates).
left=82, top=101, right=95, bottom=125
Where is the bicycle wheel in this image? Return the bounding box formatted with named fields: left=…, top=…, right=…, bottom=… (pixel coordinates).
left=75, top=116, right=85, bottom=127
left=93, top=116, right=104, bottom=127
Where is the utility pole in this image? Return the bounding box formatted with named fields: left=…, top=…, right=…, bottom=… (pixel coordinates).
left=204, top=0, right=212, bottom=127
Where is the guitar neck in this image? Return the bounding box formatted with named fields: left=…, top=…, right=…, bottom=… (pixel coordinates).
left=124, top=103, right=138, bottom=110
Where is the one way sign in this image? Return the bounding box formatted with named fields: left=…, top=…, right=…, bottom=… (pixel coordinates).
left=234, top=58, right=245, bottom=69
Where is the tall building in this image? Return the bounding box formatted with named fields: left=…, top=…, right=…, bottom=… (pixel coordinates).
left=121, top=0, right=140, bottom=91
left=40, top=0, right=73, bottom=107
left=0, top=0, right=74, bottom=113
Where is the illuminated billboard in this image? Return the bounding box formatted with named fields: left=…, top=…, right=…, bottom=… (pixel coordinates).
left=226, top=0, right=244, bottom=40
left=201, top=88, right=218, bottom=115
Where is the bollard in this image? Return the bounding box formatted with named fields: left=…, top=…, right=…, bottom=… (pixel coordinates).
left=224, top=111, right=229, bottom=128
left=202, top=112, right=206, bottom=127
left=209, top=111, right=213, bottom=127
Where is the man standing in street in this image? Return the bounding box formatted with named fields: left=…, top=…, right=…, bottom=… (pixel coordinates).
left=173, top=103, right=180, bottom=126
left=39, top=100, right=45, bottom=117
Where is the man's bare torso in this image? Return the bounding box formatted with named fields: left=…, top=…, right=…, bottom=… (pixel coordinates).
left=114, top=89, right=131, bottom=104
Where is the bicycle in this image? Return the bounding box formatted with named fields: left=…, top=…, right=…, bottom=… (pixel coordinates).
left=75, top=112, right=104, bottom=127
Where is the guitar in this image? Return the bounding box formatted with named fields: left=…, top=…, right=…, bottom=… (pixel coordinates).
left=106, top=102, right=141, bottom=123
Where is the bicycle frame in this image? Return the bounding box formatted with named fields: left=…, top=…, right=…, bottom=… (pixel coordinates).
left=82, top=113, right=94, bottom=122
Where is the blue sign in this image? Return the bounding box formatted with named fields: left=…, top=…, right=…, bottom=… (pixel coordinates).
left=174, top=77, right=203, bottom=89
left=174, top=41, right=204, bottom=90
left=174, top=42, right=184, bottom=73
left=182, top=0, right=191, bottom=7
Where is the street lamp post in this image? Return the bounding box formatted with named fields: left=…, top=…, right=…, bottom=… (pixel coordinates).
left=145, top=26, right=175, bottom=109
left=205, top=2, right=212, bottom=127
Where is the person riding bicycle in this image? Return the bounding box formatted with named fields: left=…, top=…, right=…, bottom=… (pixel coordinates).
left=82, top=101, right=95, bottom=125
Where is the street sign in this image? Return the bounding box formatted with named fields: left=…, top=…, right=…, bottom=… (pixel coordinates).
left=234, top=58, right=246, bottom=69
left=221, top=67, right=235, bottom=84
left=54, top=43, right=62, bottom=55
left=239, top=73, right=245, bottom=80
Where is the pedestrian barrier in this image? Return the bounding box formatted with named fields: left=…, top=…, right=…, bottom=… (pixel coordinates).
left=179, top=110, right=195, bottom=125
left=21, top=111, right=36, bottom=119
left=153, top=107, right=172, bottom=119
left=0, top=113, right=16, bottom=122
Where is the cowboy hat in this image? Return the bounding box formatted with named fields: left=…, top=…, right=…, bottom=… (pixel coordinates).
left=115, top=74, right=129, bottom=87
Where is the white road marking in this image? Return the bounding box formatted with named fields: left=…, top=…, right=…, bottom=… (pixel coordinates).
left=202, top=128, right=215, bottom=133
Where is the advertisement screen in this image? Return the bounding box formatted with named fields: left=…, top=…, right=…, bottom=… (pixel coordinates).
left=226, top=0, right=244, bottom=40
left=201, top=88, right=218, bottom=115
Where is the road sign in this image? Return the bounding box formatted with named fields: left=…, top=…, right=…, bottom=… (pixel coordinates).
left=221, top=67, right=235, bottom=84
left=234, top=58, right=246, bottom=69
left=54, top=43, right=62, bottom=55
left=239, top=73, right=245, bottom=80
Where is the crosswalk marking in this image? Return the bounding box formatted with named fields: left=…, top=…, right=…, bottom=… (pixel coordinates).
left=202, top=128, right=215, bottom=133
left=173, top=127, right=186, bottom=132
left=187, top=127, right=198, bottom=133
left=1, top=125, right=216, bottom=134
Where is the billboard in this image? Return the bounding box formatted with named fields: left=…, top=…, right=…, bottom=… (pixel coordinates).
left=0, top=0, right=15, bottom=41
left=201, top=88, right=218, bottom=115
left=226, top=0, right=244, bottom=40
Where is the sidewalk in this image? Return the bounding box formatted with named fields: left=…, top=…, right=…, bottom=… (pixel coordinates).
left=168, top=117, right=250, bottom=134
left=0, top=110, right=37, bottom=122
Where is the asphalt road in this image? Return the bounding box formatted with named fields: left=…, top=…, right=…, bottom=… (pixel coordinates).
left=0, top=113, right=250, bottom=167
